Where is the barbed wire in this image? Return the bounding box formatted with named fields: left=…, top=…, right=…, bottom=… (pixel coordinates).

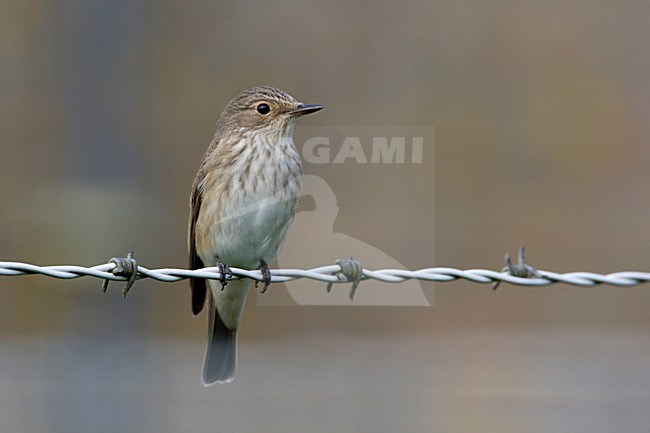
left=1, top=255, right=649, bottom=291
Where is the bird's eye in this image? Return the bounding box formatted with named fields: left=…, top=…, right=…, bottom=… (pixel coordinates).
left=256, top=103, right=271, bottom=115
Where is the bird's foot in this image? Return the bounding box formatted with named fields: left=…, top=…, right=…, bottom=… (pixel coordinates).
left=255, top=260, right=272, bottom=293
left=216, top=258, right=233, bottom=290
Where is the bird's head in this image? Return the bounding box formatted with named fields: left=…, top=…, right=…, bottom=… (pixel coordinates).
left=217, top=86, right=323, bottom=139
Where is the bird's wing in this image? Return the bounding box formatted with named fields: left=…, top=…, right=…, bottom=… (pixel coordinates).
left=189, top=169, right=207, bottom=316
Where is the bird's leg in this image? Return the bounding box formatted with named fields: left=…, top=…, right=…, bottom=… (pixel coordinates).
left=216, top=257, right=233, bottom=290
left=255, top=260, right=272, bottom=293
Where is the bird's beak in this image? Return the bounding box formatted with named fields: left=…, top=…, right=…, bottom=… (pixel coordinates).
left=287, top=104, right=324, bottom=117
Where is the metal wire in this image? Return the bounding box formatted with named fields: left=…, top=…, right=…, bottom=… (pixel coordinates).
left=1, top=260, right=649, bottom=288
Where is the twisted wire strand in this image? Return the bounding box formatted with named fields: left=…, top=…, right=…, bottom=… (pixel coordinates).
left=1, top=261, right=649, bottom=288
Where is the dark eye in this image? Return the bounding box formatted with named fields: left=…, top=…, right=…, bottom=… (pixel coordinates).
left=256, top=103, right=270, bottom=115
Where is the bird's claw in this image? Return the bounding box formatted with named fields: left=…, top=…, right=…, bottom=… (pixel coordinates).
left=216, top=258, right=233, bottom=290
left=255, top=260, right=271, bottom=293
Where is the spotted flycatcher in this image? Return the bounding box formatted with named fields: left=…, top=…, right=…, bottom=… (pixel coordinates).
left=189, top=86, right=322, bottom=385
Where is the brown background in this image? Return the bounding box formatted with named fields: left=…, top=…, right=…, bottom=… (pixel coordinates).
left=1, top=1, right=649, bottom=432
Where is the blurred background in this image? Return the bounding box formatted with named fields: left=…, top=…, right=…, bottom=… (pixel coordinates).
left=1, top=1, right=650, bottom=432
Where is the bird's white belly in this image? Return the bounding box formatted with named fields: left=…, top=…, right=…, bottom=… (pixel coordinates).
left=213, top=193, right=297, bottom=268
left=201, top=133, right=302, bottom=270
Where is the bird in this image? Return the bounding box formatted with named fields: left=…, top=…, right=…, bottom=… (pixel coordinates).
left=188, top=86, right=323, bottom=385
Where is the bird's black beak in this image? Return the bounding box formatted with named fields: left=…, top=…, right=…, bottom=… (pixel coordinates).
left=288, top=104, right=323, bottom=117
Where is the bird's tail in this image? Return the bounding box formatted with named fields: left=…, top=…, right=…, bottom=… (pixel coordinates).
left=202, top=278, right=250, bottom=385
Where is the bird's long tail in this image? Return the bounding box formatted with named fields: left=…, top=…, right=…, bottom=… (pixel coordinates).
left=202, top=278, right=250, bottom=385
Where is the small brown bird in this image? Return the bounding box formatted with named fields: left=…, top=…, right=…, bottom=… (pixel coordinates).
left=189, top=86, right=322, bottom=385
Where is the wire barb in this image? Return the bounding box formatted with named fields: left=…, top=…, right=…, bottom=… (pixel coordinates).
left=326, top=257, right=363, bottom=300
left=102, top=252, right=138, bottom=298
left=493, top=246, right=543, bottom=290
